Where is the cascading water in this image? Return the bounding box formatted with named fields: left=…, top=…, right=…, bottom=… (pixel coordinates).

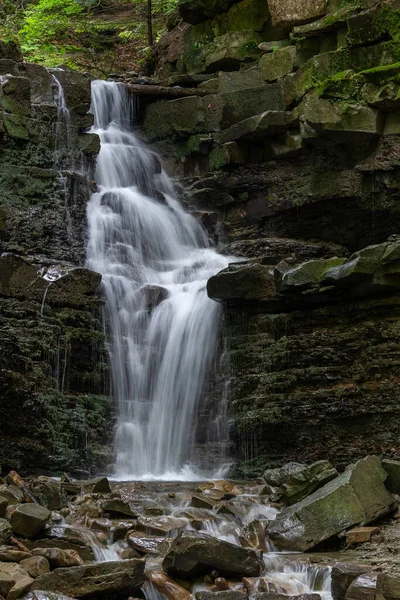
left=86, top=80, right=233, bottom=480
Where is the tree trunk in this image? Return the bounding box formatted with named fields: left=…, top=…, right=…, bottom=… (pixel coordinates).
left=147, top=0, right=153, bottom=48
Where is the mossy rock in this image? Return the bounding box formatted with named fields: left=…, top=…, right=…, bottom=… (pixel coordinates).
left=260, top=46, right=297, bottom=82
left=276, top=256, right=345, bottom=292
left=347, top=4, right=400, bottom=48
left=227, top=0, right=270, bottom=32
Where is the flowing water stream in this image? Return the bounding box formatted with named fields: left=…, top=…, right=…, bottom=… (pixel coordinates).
left=86, top=80, right=232, bottom=480
left=45, top=78, right=337, bottom=600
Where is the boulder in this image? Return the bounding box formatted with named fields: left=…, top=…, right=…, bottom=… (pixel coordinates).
left=377, top=573, right=400, bottom=600
left=382, top=459, right=400, bottom=494
left=33, top=540, right=94, bottom=563
left=0, top=486, right=23, bottom=506
left=268, top=456, right=396, bottom=551
left=149, top=571, right=191, bottom=600
left=32, top=547, right=83, bottom=568
left=303, top=97, right=385, bottom=141
left=276, top=257, right=345, bottom=292
left=263, top=461, right=338, bottom=505
left=137, top=516, right=188, bottom=535
left=101, top=498, right=138, bottom=517
left=127, top=532, right=171, bottom=555
left=346, top=574, right=377, bottom=600
left=0, top=520, right=12, bottom=546
left=139, top=285, right=170, bottom=310
left=30, top=559, right=145, bottom=597
left=204, top=31, right=262, bottom=73
left=28, top=478, right=67, bottom=511
left=260, top=47, right=297, bottom=82
left=0, top=563, right=33, bottom=600
left=267, top=0, right=328, bottom=28
left=19, top=556, right=50, bottom=578
left=324, top=243, right=387, bottom=288
left=0, top=573, right=14, bottom=599
left=331, top=563, right=370, bottom=600
left=207, top=263, right=278, bottom=304
left=82, top=477, right=111, bottom=494
left=215, top=111, right=298, bottom=145
left=162, top=531, right=263, bottom=577
left=0, top=547, right=31, bottom=562
left=10, top=504, right=51, bottom=538
left=143, top=86, right=284, bottom=140
left=346, top=527, right=379, bottom=545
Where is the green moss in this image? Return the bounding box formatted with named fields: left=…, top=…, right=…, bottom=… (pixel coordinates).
left=359, top=61, right=400, bottom=85
left=36, top=390, right=110, bottom=470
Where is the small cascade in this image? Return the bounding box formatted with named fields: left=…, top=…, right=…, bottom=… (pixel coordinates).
left=51, top=71, right=85, bottom=243
left=78, top=528, right=121, bottom=563
left=86, top=80, right=234, bottom=480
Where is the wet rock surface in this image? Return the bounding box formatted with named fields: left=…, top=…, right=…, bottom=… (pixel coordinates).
left=0, top=467, right=396, bottom=598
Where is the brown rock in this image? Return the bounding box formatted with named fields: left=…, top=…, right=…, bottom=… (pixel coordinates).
left=32, top=547, right=84, bottom=568
left=149, top=571, right=191, bottom=600
left=346, top=527, right=379, bottom=545
left=19, top=555, right=50, bottom=578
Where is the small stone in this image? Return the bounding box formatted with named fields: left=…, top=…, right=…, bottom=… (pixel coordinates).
left=215, top=578, right=230, bottom=591
left=0, top=499, right=7, bottom=519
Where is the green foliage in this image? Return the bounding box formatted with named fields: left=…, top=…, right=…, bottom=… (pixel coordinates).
left=1, top=0, right=180, bottom=74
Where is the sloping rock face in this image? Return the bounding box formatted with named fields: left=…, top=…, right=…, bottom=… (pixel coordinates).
left=267, top=456, right=396, bottom=551
left=0, top=44, right=110, bottom=475
left=149, top=0, right=400, bottom=475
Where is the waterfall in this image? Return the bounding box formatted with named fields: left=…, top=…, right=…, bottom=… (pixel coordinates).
left=86, top=80, right=232, bottom=480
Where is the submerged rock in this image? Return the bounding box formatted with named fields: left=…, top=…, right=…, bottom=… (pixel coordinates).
left=268, top=456, right=396, bottom=551
left=263, top=461, right=338, bottom=505
left=162, top=531, right=263, bottom=577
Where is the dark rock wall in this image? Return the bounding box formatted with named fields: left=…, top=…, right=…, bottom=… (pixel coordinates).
left=147, top=0, right=400, bottom=474
left=0, top=43, right=111, bottom=475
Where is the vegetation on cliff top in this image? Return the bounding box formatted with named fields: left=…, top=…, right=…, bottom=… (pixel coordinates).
left=0, top=0, right=179, bottom=75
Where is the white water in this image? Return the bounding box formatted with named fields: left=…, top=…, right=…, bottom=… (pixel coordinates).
left=86, top=80, right=232, bottom=480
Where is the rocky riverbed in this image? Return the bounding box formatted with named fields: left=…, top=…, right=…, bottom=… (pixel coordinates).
left=0, top=456, right=399, bottom=600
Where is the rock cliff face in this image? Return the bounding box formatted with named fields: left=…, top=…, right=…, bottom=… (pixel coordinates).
left=0, top=42, right=110, bottom=475
left=146, top=0, right=400, bottom=475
